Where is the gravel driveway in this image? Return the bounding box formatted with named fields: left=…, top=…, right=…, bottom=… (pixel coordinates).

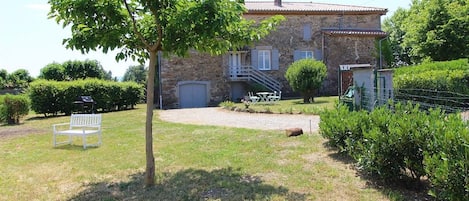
left=158, top=107, right=321, bottom=133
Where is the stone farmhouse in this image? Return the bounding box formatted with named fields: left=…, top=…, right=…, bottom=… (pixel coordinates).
left=160, top=0, right=388, bottom=108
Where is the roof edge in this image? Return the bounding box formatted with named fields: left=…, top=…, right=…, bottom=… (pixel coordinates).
left=322, top=28, right=388, bottom=37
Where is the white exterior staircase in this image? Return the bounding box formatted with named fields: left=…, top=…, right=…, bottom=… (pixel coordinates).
left=228, top=65, right=281, bottom=92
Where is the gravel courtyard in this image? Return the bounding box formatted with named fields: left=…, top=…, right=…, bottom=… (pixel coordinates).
left=158, top=107, right=321, bottom=133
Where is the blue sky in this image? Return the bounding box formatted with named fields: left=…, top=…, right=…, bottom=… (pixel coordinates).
left=0, top=0, right=411, bottom=78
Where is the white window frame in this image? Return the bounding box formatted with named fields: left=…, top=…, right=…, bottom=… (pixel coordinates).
left=298, top=51, right=314, bottom=60
left=257, top=50, right=271, bottom=70
left=228, top=52, right=242, bottom=68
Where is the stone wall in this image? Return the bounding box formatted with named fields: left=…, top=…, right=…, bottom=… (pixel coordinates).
left=246, top=14, right=381, bottom=95
left=161, top=13, right=383, bottom=107
left=160, top=50, right=229, bottom=108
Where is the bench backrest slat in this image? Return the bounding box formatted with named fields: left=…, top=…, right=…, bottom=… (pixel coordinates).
left=70, top=114, right=102, bottom=126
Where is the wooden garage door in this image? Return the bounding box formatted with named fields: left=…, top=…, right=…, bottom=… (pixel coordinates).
left=179, top=82, right=207, bottom=108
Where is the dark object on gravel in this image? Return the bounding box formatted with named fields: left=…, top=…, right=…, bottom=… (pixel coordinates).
left=286, top=128, right=303, bottom=137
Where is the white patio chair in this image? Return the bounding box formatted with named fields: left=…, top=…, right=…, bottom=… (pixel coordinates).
left=248, top=92, right=260, bottom=103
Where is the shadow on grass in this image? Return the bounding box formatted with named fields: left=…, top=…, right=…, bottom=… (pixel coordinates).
left=322, top=142, right=435, bottom=201
left=69, top=167, right=307, bottom=201
left=291, top=100, right=329, bottom=105
left=53, top=144, right=100, bottom=151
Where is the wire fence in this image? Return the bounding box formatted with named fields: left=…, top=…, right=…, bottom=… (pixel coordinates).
left=353, top=87, right=469, bottom=115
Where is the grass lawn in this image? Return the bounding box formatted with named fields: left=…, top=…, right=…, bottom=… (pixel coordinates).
left=228, top=96, right=337, bottom=115
left=0, top=103, right=405, bottom=200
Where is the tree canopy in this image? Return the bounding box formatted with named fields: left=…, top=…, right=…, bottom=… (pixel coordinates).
left=39, top=60, right=112, bottom=81
left=48, top=0, right=284, bottom=186
left=285, top=59, right=327, bottom=103
left=122, top=65, right=147, bottom=85
left=384, top=0, right=469, bottom=65
left=0, top=69, right=34, bottom=89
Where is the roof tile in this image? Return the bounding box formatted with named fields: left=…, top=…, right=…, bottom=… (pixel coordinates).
left=322, top=28, right=388, bottom=37
left=245, top=1, right=387, bottom=14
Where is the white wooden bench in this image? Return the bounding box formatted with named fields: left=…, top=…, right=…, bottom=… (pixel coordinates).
left=53, top=114, right=102, bottom=149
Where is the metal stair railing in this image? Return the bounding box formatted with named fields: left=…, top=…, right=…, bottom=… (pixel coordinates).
left=229, top=66, right=281, bottom=92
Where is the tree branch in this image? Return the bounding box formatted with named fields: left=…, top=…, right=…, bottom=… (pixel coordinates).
left=123, top=0, right=152, bottom=51
left=148, top=2, right=162, bottom=52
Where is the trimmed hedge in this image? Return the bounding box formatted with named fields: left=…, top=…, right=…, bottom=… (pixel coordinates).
left=393, top=59, right=469, bottom=109
left=320, top=103, right=468, bottom=200
left=29, top=79, right=143, bottom=116
left=0, top=94, right=30, bottom=124
left=394, top=59, right=468, bottom=76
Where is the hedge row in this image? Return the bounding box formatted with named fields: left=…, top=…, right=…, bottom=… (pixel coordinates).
left=393, top=59, right=469, bottom=109
left=29, top=79, right=143, bottom=116
left=0, top=94, right=30, bottom=124
left=320, top=103, right=468, bottom=200
left=394, top=58, right=468, bottom=76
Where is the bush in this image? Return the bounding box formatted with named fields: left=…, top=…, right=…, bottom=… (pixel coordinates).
left=218, top=100, right=235, bottom=109
left=285, top=59, right=327, bottom=103
left=394, top=59, right=469, bottom=110
left=29, top=79, right=143, bottom=116
left=423, top=113, right=469, bottom=200
left=0, top=94, right=30, bottom=124
left=357, top=103, right=437, bottom=180
left=394, top=59, right=468, bottom=76
left=319, top=103, right=369, bottom=153
left=320, top=102, right=468, bottom=200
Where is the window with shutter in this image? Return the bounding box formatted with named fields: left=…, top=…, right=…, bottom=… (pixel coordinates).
left=303, top=24, right=312, bottom=41
left=294, top=50, right=314, bottom=61
left=314, top=48, right=323, bottom=61
left=258, top=50, right=271, bottom=70
left=271, top=49, right=279, bottom=70
left=251, top=49, right=258, bottom=68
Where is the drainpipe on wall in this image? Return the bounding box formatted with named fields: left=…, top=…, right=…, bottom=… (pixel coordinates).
left=375, top=36, right=388, bottom=107
left=158, top=51, right=163, bottom=110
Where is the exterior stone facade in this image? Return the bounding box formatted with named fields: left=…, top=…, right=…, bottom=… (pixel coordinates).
left=160, top=1, right=387, bottom=108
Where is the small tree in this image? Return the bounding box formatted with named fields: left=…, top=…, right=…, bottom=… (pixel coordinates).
left=48, top=0, right=284, bottom=186
left=0, top=94, right=30, bottom=125
left=63, top=60, right=111, bottom=80
left=123, top=65, right=147, bottom=85
left=285, top=59, right=327, bottom=103
left=39, top=62, right=66, bottom=81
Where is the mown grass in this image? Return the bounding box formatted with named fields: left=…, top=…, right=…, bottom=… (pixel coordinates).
left=1, top=104, right=403, bottom=200
left=227, top=96, right=337, bottom=115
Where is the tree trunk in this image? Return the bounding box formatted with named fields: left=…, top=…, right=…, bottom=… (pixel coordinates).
left=144, top=50, right=157, bottom=186
left=302, top=90, right=315, bottom=103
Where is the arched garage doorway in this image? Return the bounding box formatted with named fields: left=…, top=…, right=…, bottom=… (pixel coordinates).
left=178, top=81, right=209, bottom=108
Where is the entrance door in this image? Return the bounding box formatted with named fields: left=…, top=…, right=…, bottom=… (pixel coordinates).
left=229, top=52, right=242, bottom=77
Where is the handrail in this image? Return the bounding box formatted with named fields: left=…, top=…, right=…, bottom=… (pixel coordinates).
left=228, top=66, right=281, bottom=92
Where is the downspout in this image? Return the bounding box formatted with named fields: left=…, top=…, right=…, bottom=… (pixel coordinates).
left=375, top=36, right=389, bottom=107
left=158, top=51, right=163, bottom=110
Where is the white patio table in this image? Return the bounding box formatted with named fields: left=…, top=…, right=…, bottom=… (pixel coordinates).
left=256, top=92, right=275, bottom=103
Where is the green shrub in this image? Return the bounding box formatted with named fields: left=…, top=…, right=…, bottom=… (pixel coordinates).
left=28, top=80, right=61, bottom=116
left=358, top=103, right=438, bottom=180
left=320, top=102, right=468, bottom=198
left=285, top=59, right=327, bottom=103
left=394, top=59, right=468, bottom=76
left=0, top=94, right=30, bottom=124
left=394, top=59, right=469, bottom=109
left=29, top=79, right=143, bottom=116
left=319, top=103, right=369, bottom=153
left=219, top=100, right=235, bottom=108
left=423, top=113, right=469, bottom=200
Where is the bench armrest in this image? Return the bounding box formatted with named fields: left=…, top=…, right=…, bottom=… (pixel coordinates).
left=53, top=123, right=70, bottom=130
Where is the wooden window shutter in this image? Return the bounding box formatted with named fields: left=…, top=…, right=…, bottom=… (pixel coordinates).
left=314, top=48, right=323, bottom=61
left=303, top=24, right=312, bottom=41
left=272, top=49, right=279, bottom=70
left=293, top=50, right=301, bottom=61
left=251, top=49, right=258, bottom=69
